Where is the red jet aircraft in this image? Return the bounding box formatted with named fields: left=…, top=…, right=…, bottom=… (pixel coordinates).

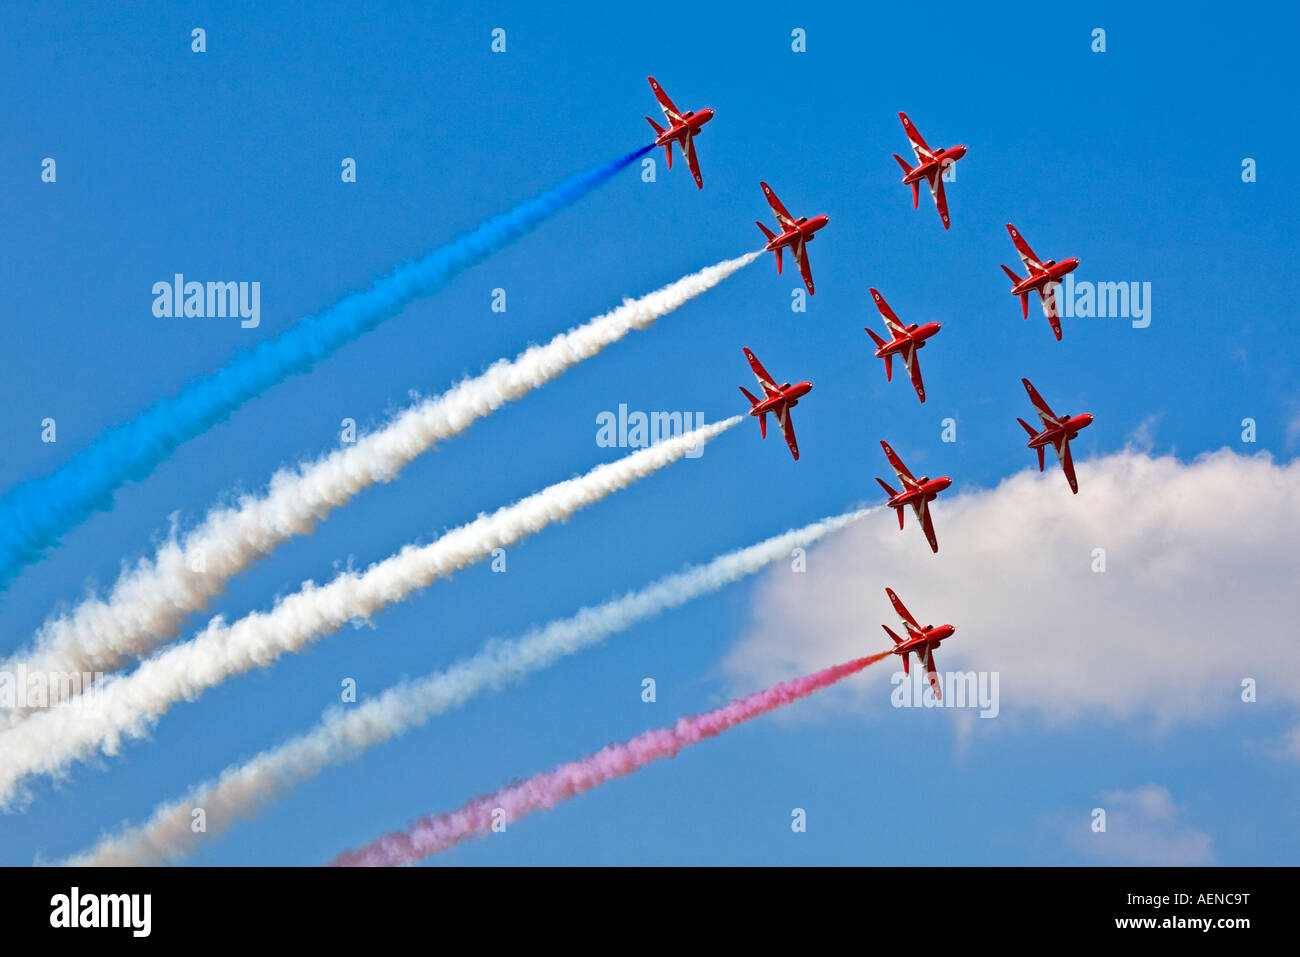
left=755, top=182, right=830, bottom=295
left=863, top=287, right=942, bottom=404
left=1017, top=378, right=1095, bottom=495
left=645, top=77, right=714, bottom=189
left=739, top=347, right=812, bottom=460
left=876, top=441, right=951, bottom=553
left=1000, top=223, right=1080, bottom=341
left=881, top=587, right=956, bottom=699
left=892, top=112, right=967, bottom=229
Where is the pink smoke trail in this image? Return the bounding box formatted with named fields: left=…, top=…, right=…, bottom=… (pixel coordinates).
left=331, top=650, right=892, bottom=866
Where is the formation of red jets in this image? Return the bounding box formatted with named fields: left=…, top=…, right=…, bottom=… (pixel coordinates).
left=645, top=78, right=1098, bottom=692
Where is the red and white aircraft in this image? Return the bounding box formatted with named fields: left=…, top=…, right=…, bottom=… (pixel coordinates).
left=881, top=587, right=956, bottom=699
left=863, top=287, right=942, bottom=404
left=876, top=441, right=951, bottom=553
left=1000, top=223, right=1080, bottom=341
left=739, top=347, right=813, bottom=460
left=755, top=182, right=830, bottom=295
left=1017, top=378, right=1094, bottom=495
left=645, top=77, right=714, bottom=189
left=892, top=112, right=967, bottom=229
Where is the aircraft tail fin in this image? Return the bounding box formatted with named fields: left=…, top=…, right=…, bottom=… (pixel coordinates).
left=875, top=476, right=898, bottom=498
left=1036, top=446, right=1045, bottom=472
left=895, top=155, right=919, bottom=207
left=882, top=353, right=893, bottom=382
left=882, top=624, right=904, bottom=646
left=863, top=326, right=887, bottom=349
left=1001, top=263, right=1023, bottom=284
left=740, top=386, right=767, bottom=439
left=755, top=223, right=783, bottom=273
left=894, top=505, right=905, bottom=530
left=645, top=116, right=665, bottom=137
left=1017, top=417, right=1038, bottom=438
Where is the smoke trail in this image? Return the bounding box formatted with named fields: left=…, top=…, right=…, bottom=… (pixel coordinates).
left=0, top=146, right=653, bottom=590
left=3, top=250, right=761, bottom=723
left=65, top=507, right=871, bottom=865
left=0, top=417, right=738, bottom=807
left=331, top=652, right=891, bottom=866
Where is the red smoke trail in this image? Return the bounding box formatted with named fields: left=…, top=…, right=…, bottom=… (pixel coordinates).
left=331, top=650, right=892, bottom=866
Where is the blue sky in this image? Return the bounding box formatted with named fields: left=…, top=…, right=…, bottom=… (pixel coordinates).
left=1, top=0, right=1297, bottom=864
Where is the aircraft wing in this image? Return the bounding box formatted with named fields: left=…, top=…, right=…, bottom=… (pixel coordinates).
left=1006, top=224, right=1043, bottom=273
left=790, top=235, right=815, bottom=295
left=1022, top=378, right=1063, bottom=429
left=886, top=587, right=920, bottom=629
left=927, top=169, right=950, bottom=229
left=913, top=496, right=939, bottom=553
left=760, top=181, right=798, bottom=231
left=1055, top=436, right=1079, bottom=494
left=923, top=646, right=942, bottom=699
left=902, top=342, right=926, bottom=403
left=743, top=347, right=782, bottom=398
left=684, top=133, right=703, bottom=189
left=880, top=440, right=919, bottom=489
left=774, top=403, right=800, bottom=460
left=1036, top=283, right=1063, bottom=340
left=647, top=77, right=683, bottom=124
left=870, top=287, right=907, bottom=338
left=899, top=112, right=935, bottom=164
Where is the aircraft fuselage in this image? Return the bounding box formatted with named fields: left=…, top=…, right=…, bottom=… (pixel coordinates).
left=901, top=144, right=967, bottom=184
left=654, top=107, right=714, bottom=147
left=765, top=215, right=830, bottom=252
left=874, top=321, right=941, bottom=359
left=1027, top=414, right=1094, bottom=449
left=887, top=475, right=951, bottom=508
left=750, top=381, right=813, bottom=417
left=1014, top=257, right=1080, bottom=295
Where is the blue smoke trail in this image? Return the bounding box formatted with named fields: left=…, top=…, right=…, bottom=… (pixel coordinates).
left=0, top=145, right=654, bottom=590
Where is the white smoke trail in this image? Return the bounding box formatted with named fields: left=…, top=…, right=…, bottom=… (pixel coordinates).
left=2, top=252, right=761, bottom=723
left=66, top=506, right=871, bottom=865
left=0, top=418, right=740, bottom=808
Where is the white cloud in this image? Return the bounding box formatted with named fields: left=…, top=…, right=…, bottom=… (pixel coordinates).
left=1064, top=785, right=1215, bottom=865
left=724, top=449, right=1300, bottom=731
left=1126, top=413, right=1163, bottom=453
